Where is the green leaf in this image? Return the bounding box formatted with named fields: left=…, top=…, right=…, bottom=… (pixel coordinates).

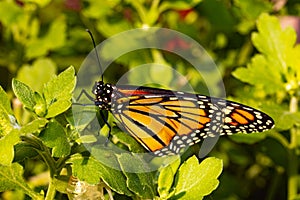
left=0, top=86, right=13, bottom=115
left=82, top=0, right=121, bottom=19
left=20, top=118, right=48, bottom=136
left=13, top=142, right=39, bottom=163
left=232, top=55, right=283, bottom=94
left=158, top=156, right=181, bottom=198
left=263, top=103, right=300, bottom=131
left=96, top=18, right=132, bottom=38
left=118, top=153, right=156, bottom=198
left=68, top=153, right=132, bottom=196
left=0, top=163, right=43, bottom=199
left=70, top=104, right=96, bottom=132
left=39, top=121, right=70, bottom=157
left=252, top=13, right=296, bottom=71
left=17, top=58, right=57, bottom=93
left=43, top=66, right=76, bottom=118
left=229, top=132, right=267, bottom=144
left=0, top=108, right=14, bottom=137
left=112, top=130, right=146, bottom=153
left=288, top=44, right=300, bottom=81
left=160, top=0, right=202, bottom=12
left=78, top=135, right=98, bottom=143
left=196, top=0, right=235, bottom=33
left=53, top=175, right=69, bottom=194
left=0, top=1, right=23, bottom=26
left=0, top=130, right=20, bottom=166
left=235, top=0, right=272, bottom=20
left=233, top=13, right=300, bottom=96
left=26, top=15, right=67, bottom=59
left=149, top=50, right=173, bottom=86
left=12, top=79, right=36, bottom=111
left=170, top=156, right=222, bottom=200
left=45, top=15, right=67, bottom=48
left=149, top=65, right=173, bottom=86
left=0, top=87, right=15, bottom=136
left=33, top=92, right=47, bottom=117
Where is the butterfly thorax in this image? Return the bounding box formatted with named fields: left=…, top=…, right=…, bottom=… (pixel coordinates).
left=93, top=81, right=113, bottom=110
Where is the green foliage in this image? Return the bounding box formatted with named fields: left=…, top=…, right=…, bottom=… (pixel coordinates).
left=39, top=121, right=70, bottom=157
left=12, top=79, right=36, bottom=112
left=68, top=153, right=133, bottom=196
left=112, top=130, right=147, bottom=153
left=0, top=0, right=300, bottom=199
left=232, top=13, right=300, bottom=200
left=0, top=130, right=20, bottom=165
left=0, top=87, right=15, bottom=136
left=16, top=58, right=57, bottom=93
left=233, top=13, right=298, bottom=95
left=0, top=86, right=13, bottom=115
left=158, top=156, right=181, bottom=198
left=157, top=156, right=222, bottom=200
left=170, top=157, right=222, bottom=200
left=229, top=132, right=266, bottom=144
left=12, top=66, right=75, bottom=118
left=26, top=16, right=66, bottom=59
left=118, top=154, right=156, bottom=198
left=0, top=163, right=43, bottom=199
left=43, top=66, right=75, bottom=118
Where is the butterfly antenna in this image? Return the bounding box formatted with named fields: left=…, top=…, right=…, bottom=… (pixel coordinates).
left=86, top=29, right=104, bottom=82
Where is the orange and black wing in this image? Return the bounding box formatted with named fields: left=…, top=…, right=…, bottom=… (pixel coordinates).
left=109, top=86, right=274, bottom=156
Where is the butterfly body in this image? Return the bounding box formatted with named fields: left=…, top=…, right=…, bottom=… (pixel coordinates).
left=93, top=81, right=274, bottom=156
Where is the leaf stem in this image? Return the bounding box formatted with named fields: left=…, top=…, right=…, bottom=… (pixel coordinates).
left=266, top=166, right=284, bottom=200
left=130, top=0, right=160, bottom=25
left=39, top=150, right=57, bottom=178
left=45, top=179, right=56, bottom=200
left=287, top=96, right=299, bottom=200
left=130, top=0, right=147, bottom=24
left=22, top=135, right=60, bottom=199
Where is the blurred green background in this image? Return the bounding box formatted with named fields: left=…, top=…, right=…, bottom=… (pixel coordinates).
left=1, top=0, right=300, bottom=199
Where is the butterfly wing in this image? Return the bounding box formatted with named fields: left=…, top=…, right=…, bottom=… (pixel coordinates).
left=109, top=85, right=274, bottom=156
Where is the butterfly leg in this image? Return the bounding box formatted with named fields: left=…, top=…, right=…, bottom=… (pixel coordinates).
left=73, top=89, right=95, bottom=105
left=74, top=89, right=112, bottom=145
left=100, top=110, right=111, bottom=146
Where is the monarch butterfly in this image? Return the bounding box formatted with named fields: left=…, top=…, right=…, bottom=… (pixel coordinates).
left=84, top=31, right=274, bottom=156
left=93, top=81, right=274, bottom=156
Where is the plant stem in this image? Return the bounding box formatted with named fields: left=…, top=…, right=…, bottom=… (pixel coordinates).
left=38, top=147, right=57, bottom=178
left=288, top=146, right=297, bottom=200
left=288, top=96, right=299, bottom=200
left=45, top=179, right=56, bottom=200
left=23, top=135, right=60, bottom=200
left=266, top=166, right=284, bottom=200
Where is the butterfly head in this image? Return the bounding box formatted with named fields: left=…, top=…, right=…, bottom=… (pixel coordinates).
left=93, top=81, right=113, bottom=110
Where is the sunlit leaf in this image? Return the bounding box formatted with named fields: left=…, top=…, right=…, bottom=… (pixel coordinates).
left=0, top=163, right=43, bottom=199
left=43, top=66, right=76, bottom=118
left=12, top=79, right=35, bottom=111
left=39, top=121, right=70, bottom=157
left=17, top=58, right=57, bottom=93
left=118, top=153, right=156, bottom=198
left=0, top=130, right=20, bottom=165
left=170, top=156, right=222, bottom=200
left=158, top=156, right=181, bottom=198
left=68, top=153, right=133, bottom=196
left=26, top=16, right=67, bottom=59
